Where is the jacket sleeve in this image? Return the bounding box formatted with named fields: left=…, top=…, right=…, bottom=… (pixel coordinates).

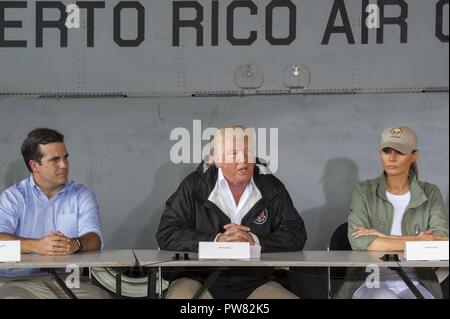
left=156, top=176, right=217, bottom=252
left=427, top=185, right=449, bottom=237
left=347, top=183, right=377, bottom=251
left=257, top=188, right=307, bottom=253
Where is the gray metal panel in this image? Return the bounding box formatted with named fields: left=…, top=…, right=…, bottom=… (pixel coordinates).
left=0, top=93, right=448, bottom=249
left=0, top=0, right=448, bottom=95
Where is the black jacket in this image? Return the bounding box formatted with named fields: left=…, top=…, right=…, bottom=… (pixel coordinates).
left=156, top=161, right=307, bottom=298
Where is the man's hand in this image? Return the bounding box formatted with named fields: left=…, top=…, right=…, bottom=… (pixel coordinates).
left=30, top=231, right=79, bottom=255
left=352, top=227, right=388, bottom=238
left=217, top=224, right=256, bottom=245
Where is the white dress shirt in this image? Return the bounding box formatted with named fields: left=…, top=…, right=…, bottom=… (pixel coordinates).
left=208, top=168, right=262, bottom=244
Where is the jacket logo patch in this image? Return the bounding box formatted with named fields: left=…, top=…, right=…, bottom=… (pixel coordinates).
left=253, top=209, right=268, bottom=225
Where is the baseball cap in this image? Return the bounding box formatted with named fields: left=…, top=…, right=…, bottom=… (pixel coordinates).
left=380, top=125, right=418, bottom=154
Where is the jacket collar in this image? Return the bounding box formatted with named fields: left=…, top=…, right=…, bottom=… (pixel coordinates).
left=196, top=158, right=281, bottom=203
left=376, top=173, right=427, bottom=209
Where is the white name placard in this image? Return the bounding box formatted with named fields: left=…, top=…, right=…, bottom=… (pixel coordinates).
left=0, top=241, right=21, bottom=262
left=199, top=242, right=258, bottom=259
left=404, top=241, right=449, bottom=261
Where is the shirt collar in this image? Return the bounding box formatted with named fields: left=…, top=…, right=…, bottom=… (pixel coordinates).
left=217, top=168, right=254, bottom=192
left=218, top=168, right=226, bottom=187
left=28, top=175, right=71, bottom=198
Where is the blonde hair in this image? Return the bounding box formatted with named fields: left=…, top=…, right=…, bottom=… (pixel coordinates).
left=409, top=151, right=419, bottom=179
left=208, top=125, right=255, bottom=165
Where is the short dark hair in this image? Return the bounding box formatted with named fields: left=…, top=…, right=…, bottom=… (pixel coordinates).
left=21, top=128, right=65, bottom=172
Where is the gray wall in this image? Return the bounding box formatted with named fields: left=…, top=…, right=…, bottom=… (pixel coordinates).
left=0, top=92, right=448, bottom=249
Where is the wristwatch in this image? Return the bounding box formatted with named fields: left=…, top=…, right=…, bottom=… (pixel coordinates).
left=74, top=237, right=82, bottom=253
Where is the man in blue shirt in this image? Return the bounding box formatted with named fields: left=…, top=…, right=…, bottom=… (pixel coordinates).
left=0, top=128, right=109, bottom=298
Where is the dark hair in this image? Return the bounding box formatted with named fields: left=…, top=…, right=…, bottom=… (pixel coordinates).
left=21, top=128, right=64, bottom=172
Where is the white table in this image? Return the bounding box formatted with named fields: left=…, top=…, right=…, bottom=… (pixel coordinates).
left=134, top=250, right=449, bottom=268
left=134, top=250, right=449, bottom=299
left=0, top=250, right=137, bottom=299
left=0, top=250, right=136, bottom=269
left=2, top=250, right=448, bottom=299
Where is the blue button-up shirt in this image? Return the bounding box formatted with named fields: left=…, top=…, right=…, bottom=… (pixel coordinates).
left=0, top=176, right=103, bottom=278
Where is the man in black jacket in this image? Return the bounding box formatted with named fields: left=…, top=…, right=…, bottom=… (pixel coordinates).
left=156, top=125, right=307, bottom=298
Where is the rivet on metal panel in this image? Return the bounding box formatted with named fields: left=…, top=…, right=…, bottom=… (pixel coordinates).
left=292, top=65, right=301, bottom=77
left=235, top=64, right=264, bottom=89
left=282, top=64, right=311, bottom=89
